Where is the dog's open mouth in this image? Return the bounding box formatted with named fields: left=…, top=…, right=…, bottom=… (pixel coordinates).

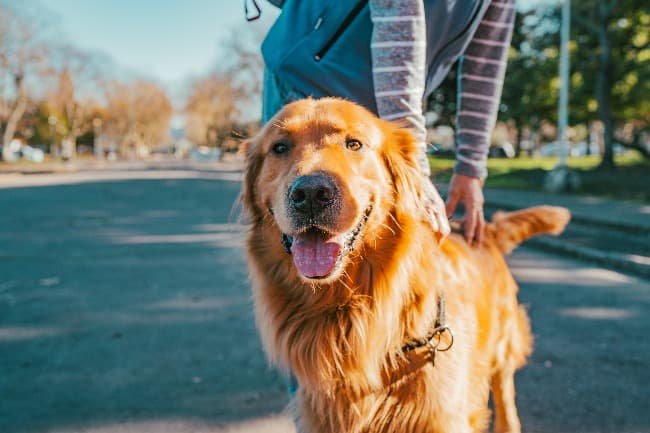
left=290, top=228, right=344, bottom=279
left=283, top=205, right=372, bottom=280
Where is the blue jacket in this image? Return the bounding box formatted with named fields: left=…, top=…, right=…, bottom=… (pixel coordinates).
left=262, top=0, right=490, bottom=113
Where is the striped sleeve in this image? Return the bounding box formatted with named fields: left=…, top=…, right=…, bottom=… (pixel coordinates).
left=369, top=0, right=429, bottom=175
left=455, top=0, right=516, bottom=180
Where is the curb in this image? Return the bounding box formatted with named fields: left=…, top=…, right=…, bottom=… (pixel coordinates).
left=0, top=168, right=73, bottom=175
left=526, top=235, right=650, bottom=280
left=0, top=160, right=247, bottom=177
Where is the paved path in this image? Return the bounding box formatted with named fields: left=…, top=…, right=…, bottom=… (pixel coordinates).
left=1, top=165, right=648, bottom=433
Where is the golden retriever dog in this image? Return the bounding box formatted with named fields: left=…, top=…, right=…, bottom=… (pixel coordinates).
left=242, top=98, right=570, bottom=433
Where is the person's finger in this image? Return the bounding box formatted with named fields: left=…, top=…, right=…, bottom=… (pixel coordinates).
left=474, top=208, right=485, bottom=245
left=445, top=190, right=460, bottom=218
left=464, top=203, right=477, bottom=244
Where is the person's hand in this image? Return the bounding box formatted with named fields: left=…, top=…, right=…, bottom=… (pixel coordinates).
left=420, top=175, right=450, bottom=241
left=445, top=173, right=485, bottom=246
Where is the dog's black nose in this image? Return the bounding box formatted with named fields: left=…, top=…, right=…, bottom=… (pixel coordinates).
left=289, top=174, right=337, bottom=214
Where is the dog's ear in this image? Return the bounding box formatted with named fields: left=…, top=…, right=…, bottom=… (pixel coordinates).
left=240, top=137, right=264, bottom=223
left=382, top=128, right=426, bottom=212
left=382, top=127, right=447, bottom=242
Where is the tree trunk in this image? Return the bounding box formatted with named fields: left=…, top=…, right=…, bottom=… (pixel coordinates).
left=596, top=2, right=617, bottom=170
left=515, top=122, right=524, bottom=157
left=1, top=95, right=28, bottom=161
left=62, top=135, right=78, bottom=160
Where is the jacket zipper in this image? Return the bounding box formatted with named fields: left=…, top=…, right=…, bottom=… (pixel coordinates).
left=314, top=0, right=368, bottom=62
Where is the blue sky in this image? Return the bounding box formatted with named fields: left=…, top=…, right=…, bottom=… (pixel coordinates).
left=39, top=0, right=278, bottom=85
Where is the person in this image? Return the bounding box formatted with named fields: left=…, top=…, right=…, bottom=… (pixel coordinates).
left=250, top=0, right=516, bottom=245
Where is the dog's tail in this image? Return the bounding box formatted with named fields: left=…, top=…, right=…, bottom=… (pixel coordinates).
left=487, top=206, right=571, bottom=254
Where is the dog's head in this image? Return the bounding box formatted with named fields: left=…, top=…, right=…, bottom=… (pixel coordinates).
left=243, top=98, right=429, bottom=283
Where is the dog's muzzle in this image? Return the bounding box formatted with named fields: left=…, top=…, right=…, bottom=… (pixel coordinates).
left=280, top=203, right=372, bottom=280
left=277, top=173, right=373, bottom=280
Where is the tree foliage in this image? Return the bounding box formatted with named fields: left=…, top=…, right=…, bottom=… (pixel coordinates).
left=103, top=80, right=173, bottom=156
left=0, top=1, right=50, bottom=159
left=185, top=72, right=244, bottom=148
left=571, top=0, right=649, bottom=165
left=184, top=30, right=265, bottom=149
left=0, top=1, right=173, bottom=160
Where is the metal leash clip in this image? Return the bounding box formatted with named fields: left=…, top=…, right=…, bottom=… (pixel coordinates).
left=427, top=325, right=454, bottom=366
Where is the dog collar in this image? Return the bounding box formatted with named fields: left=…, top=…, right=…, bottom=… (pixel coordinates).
left=401, top=294, right=454, bottom=366
left=380, top=294, right=454, bottom=387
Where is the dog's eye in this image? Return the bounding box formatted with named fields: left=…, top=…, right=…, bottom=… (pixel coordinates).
left=346, top=139, right=363, bottom=151
left=271, top=142, right=290, bottom=155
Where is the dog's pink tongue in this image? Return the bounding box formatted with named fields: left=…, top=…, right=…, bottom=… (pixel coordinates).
left=291, top=231, right=342, bottom=278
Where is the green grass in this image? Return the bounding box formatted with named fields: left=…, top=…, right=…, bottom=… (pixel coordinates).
left=430, top=152, right=650, bottom=203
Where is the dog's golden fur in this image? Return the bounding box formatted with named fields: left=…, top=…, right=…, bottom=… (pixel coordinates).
left=242, top=98, right=570, bottom=433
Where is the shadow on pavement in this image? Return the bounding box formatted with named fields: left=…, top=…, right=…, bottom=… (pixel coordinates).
left=0, top=178, right=288, bottom=433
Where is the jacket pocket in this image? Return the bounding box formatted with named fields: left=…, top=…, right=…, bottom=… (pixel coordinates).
left=314, top=0, right=368, bottom=61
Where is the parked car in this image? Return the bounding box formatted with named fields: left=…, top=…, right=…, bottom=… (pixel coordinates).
left=190, top=146, right=222, bottom=162
left=20, top=145, right=45, bottom=163
left=489, top=141, right=515, bottom=158
left=570, top=141, right=600, bottom=156
left=538, top=141, right=589, bottom=157
left=539, top=141, right=625, bottom=157
left=0, top=139, right=22, bottom=162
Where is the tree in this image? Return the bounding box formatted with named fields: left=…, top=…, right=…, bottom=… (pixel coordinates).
left=572, top=0, right=650, bottom=168
left=44, top=45, right=106, bottom=157
left=0, top=2, right=50, bottom=160
left=103, top=80, right=173, bottom=158
left=219, top=31, right=266, bottom=117
left=184, top=72, right=245, bottom=149
left=184, top=27, right=266, bottom=151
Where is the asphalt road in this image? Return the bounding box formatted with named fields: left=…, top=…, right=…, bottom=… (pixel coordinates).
left=1, top=165, right=648, bottom=433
